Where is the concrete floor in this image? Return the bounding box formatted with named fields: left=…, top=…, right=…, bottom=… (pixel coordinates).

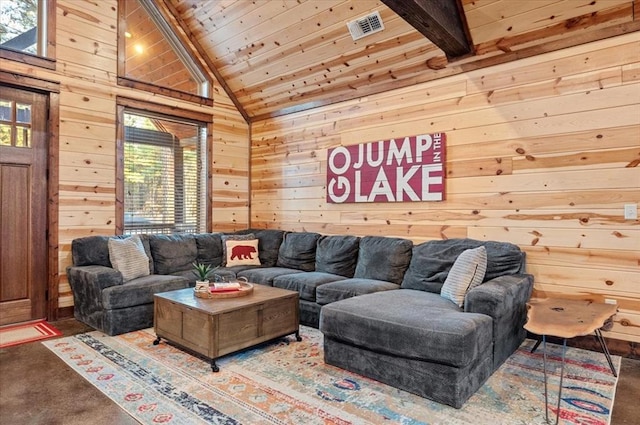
left=0, top=318, right=638, bottom=424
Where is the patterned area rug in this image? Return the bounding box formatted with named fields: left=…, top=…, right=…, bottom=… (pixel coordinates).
left=43, top=326, right=620, bottom=425
left=0, top=319, right=62, bottom=348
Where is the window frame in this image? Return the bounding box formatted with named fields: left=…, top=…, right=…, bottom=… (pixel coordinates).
left=0, top=0, right=56, bottom=70
left=116, top=0, right=213, bottom=107
left=115, top=96, right=213, bottom=235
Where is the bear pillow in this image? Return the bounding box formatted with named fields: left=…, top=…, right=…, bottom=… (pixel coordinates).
left=224, top=238, right=261, bottom=267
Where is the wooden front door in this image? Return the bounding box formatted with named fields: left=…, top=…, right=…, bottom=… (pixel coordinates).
left=0, top=85, right=48, bottom=325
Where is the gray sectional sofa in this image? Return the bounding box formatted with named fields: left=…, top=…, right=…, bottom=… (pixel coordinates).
left=67, top=229, right=533, bottom=408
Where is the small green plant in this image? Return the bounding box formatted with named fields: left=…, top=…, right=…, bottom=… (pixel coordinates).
left=192, top=262, right=216, bottom=281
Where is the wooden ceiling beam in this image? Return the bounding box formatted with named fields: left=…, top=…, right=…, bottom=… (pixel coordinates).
left=381, top=0, right=472, bottom=59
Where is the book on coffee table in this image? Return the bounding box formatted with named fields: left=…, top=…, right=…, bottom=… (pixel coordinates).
left=211, top=281, right=241, bottom=292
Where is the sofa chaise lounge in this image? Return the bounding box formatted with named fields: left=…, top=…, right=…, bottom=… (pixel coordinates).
left=319, top=239, right=533, bottom=407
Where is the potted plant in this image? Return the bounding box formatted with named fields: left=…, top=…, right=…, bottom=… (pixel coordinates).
left=193, top=262, right=216, bottom=293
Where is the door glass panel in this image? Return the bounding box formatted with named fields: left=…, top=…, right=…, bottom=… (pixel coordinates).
left=16, top=126, right=30, bottom=147
left=0, top=123, right=11, bottom=146
left=16, top=103, right=31, bottom=123
left=0, top=98, right=32, bottom=147
left=0, top=99, right=11, bottom=120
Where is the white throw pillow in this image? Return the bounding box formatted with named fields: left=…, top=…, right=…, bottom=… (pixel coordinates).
left=225, top=239, right=261, bottom=267
left=440, top=246, right=487, bottom=307
left=108, top=235, right=150, bottom=282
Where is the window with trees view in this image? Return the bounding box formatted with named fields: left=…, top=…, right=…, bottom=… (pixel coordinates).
left=123, top=111, right=208, bottom=235
left=0, top=0, right=54, bottom=66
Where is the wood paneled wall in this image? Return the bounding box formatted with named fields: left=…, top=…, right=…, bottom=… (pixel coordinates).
left=0, top=0, right=249, bottom=312
left=2, top=1, right=637, bottom=342
left=251, top=33, right=640, bottom=343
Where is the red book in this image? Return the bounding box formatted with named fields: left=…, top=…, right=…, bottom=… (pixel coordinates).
left=209, top=287, right=240, bottom=293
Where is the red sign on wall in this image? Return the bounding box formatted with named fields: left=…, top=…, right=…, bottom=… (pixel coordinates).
left=326, top=133, right=445, bottom=203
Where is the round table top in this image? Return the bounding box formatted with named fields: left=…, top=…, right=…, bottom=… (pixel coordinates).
left=524, top=298, right=618, bottom=339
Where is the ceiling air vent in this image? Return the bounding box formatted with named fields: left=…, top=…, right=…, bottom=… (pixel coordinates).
left=347, top=11, right=385, bottom=41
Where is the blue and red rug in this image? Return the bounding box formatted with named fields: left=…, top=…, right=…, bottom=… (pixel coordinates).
left=43, top=326, right=619, bottom=424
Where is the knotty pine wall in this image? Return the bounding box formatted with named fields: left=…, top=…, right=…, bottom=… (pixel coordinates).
left=251, top=33, right=640, bottom=343
left=0, top=0, right=249, bottom=312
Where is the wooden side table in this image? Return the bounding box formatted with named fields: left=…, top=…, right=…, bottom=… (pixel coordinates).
left=524, top=298, right=618, bottom=425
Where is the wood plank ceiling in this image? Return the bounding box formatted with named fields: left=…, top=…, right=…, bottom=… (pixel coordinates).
left=164, top=0, right=640, bottom=121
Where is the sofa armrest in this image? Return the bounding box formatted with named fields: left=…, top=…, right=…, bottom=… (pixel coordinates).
left=67, top=265, right=123, bottom=291
left=464, top=274, right=533, bottom=317
left=464, top=274, right=534, bottom=369
left=67, top=265, right=123, bottom=328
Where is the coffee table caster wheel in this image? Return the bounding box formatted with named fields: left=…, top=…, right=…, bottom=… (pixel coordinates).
left=211, top=360, right=219, bottom=372
left=295, top=331, right=302, bottom=342
left=153, top=337, right=161, bottom=345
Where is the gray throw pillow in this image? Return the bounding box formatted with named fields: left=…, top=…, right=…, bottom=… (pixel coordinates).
left=440, top=246, right=487, bottom=308
left=107, top=235, right=150, bottom=282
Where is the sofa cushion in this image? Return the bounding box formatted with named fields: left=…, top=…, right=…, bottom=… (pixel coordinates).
left=207, top=265, right=259, bottom=282
left=72, top=235, right=112, bottom=267
left=276, top=232, right=321, bottom=271
left=194, top=233, right=224, bottom=267
left=107, top=235, right=150, bottom=282
left=401, top=238, right=524, bottom=293
left=170, top=269, right=199, bottom=285
left=273, top=272, right=347, bottom=302
left=315, top=235, right=359, bottom=277
left=440, top=246, right=487, bottom=307
left=353, top=236, right=413, bottom=284
left=320, top=290, right=493, bottom=368
left=250, top=229, right=286, bottom=267
left=315, top=278, right=399, bottom=305
left=225, top=238, right=261, bottom=267
left=237, top=267, right=301, bottom=286
left=102, top=274, right=189, bottom=309
left=149, top=234, right=197, bottom=275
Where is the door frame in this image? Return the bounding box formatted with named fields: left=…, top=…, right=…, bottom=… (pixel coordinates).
left=1, top=71, right=60, bottom=321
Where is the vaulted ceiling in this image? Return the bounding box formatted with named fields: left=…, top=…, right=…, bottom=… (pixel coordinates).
left=162, top=0, right=640, bottom=122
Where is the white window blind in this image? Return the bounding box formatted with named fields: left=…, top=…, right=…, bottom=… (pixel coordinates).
left=123, top=111, right=206, bottom=234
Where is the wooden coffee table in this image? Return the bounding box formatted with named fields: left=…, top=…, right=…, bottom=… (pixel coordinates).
left=153, top=284, right=300, bottom=372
